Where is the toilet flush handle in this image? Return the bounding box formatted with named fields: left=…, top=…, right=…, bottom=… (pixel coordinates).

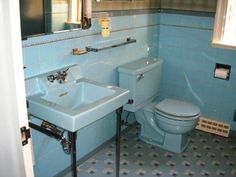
left=137, top=73, right=144, bottom=80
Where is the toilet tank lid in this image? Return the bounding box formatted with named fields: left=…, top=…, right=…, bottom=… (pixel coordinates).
left=118, top=58, right=163, bottom=75
left=155, top=99, right=200, bottom=117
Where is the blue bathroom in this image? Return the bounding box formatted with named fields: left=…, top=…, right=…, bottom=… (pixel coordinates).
left=0, top=0, right=236, bottom=177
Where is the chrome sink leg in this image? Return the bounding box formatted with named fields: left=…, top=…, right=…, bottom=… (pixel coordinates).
left=116, top=107, right=123, bottom=177
left=69, top=132, right=77, bottom=177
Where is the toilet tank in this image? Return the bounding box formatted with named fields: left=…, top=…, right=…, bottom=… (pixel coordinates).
left=118, top=58, right=163, bottom=112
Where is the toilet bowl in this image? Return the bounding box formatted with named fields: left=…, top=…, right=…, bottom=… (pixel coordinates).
left=135, top=99, right=200, bottom=153
left=155, top=98, right=200, bottom=134
left=118, top=57, right=201, bottom=153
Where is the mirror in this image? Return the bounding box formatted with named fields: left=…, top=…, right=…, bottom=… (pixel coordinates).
left=20, top=0, right=91, bottom=39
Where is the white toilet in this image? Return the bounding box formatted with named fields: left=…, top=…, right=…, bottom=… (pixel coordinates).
left=118, top=58, right=201, bottom=153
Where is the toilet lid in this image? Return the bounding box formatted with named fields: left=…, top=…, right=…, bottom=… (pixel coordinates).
left=155, top=99, right=200, bottom=118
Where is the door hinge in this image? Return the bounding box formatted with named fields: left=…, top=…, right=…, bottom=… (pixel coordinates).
left=21, top=126, right=31, bottom=146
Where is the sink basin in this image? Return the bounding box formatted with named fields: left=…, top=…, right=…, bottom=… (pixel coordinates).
left=27, top=78, right=129, bottom=132
left=41, top=80, right=115, bottom=110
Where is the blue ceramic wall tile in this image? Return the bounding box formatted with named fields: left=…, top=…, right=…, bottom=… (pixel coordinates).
left=158, top=13, right=236, bottom=131
left=23, top=12, right=236, bottom=177
left=160, top=13, right=214, bottom=29
left=23, top=13, right=160, bottom=177
left=23, top=46, right=40, bottom=66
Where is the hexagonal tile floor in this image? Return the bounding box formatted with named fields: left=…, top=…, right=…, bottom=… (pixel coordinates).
left=63, top=124, right=236, bottom=177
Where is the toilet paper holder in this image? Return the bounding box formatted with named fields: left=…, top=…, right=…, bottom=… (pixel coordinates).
left=214, top=63, right=231, bottom=80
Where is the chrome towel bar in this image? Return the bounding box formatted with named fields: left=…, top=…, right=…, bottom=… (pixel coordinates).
left=85, top=38, right=136, bottom=52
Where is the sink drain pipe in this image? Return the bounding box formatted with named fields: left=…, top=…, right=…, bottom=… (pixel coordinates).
left=29, top=120, right=77, bottom=177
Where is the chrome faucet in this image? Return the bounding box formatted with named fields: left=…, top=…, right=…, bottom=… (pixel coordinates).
left=47, top=68, right=69, bottom=84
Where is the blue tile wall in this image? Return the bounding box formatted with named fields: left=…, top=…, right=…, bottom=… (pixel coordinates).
left=23, top=13, right=159, bottom=177
left=158, top=13, right=236, bottom=131
left=23, top=11, right=236, bottom=177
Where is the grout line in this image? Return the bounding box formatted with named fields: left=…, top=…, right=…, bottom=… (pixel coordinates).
left=160, top=23, right=213, bottom=31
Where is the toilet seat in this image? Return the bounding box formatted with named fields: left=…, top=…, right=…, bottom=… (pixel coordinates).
left=155, top=99, right=200, bottom=121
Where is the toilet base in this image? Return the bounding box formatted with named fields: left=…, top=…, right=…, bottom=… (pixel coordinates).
left=135, top=104, right=191, bottom=154
left=139, top=132, right=188, bottom=153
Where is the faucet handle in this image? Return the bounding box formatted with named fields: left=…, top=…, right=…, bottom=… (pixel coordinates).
left=47, top=68, right=69, bottom=83
left=58, top=68, right=69, bottom=76
left=64, top=68, right=69, bottom=75
left=47, top=74, right=55, bottom=83
left=61, top=70, right=68, bottom=77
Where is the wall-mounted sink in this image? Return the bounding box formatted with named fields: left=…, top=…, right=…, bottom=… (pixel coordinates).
left=41, top=79, right=115, bottom=110
left=27, top=76, right=129, bottom=132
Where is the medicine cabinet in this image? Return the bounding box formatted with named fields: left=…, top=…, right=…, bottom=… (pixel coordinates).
left=20, top=0, right=91, bottom=39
